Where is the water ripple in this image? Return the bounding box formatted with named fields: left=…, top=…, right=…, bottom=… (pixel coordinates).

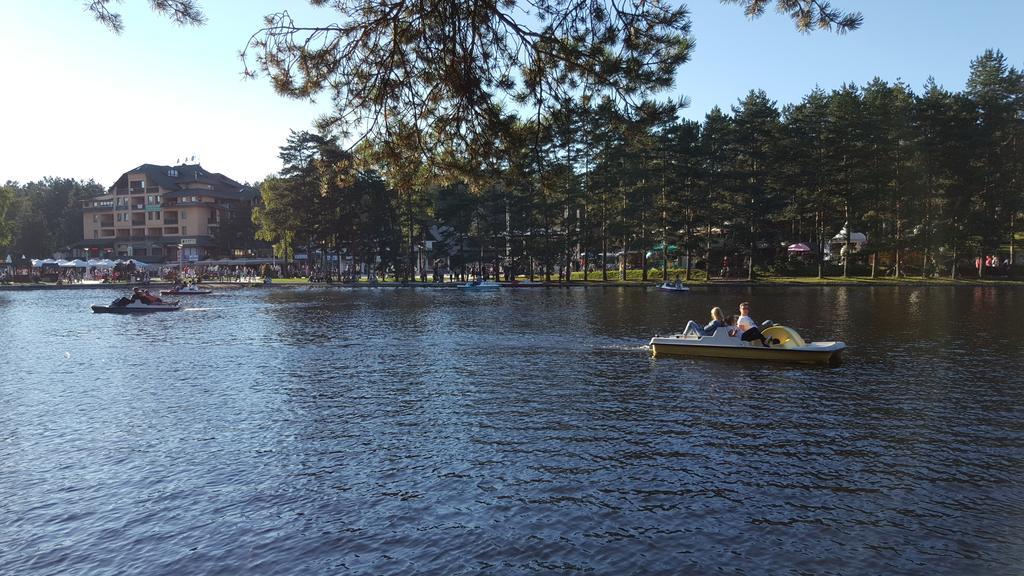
left=1, top=286, right=1023, bottom=574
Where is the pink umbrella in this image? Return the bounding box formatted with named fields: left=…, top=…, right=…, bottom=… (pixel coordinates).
left=787, top=243, right=812, bottom=253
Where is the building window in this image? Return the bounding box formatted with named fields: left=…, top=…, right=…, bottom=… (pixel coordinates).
left=181, top=211, right=187, bottom=220
left=181, top=226, right=187, bottom=235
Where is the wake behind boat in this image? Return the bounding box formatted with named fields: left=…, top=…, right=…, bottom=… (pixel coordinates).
left=649, top=325, right=845, bottom=365
left=161, top=284, right=212, bottom=295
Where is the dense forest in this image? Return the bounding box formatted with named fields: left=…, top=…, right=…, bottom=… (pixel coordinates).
left=253, top=50, right=1024, bottom=281
left=3, top=50, right=1022, bottom=281
left=0, top=178, right=105, bottom=259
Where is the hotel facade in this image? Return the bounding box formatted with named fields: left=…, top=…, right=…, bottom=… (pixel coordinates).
left=77, top=163, right=262, bottom=263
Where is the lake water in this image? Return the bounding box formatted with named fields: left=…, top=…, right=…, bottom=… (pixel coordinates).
left=1, top=285, right=1022, bottom=574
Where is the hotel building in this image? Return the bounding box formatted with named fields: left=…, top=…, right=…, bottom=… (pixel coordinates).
left=77, top=163, right=261, bottom=263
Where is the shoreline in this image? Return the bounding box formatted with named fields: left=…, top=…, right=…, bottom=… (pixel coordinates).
left=2, top=277, right=1023, bottom=291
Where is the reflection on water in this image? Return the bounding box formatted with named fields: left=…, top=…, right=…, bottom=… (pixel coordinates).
left=1, top=285, right=1023, bottom=574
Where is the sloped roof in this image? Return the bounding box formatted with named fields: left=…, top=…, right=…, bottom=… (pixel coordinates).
left=111, top=163, right=256, bottom=202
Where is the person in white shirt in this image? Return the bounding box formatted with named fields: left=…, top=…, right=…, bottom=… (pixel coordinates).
left=736, top=302, right=769, bottom=347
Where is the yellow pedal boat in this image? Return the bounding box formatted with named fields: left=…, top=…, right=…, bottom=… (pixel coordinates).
left=649, top=325, right=845, bottom=365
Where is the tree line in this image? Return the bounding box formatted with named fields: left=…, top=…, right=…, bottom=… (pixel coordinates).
left=0, top=179, right=105, bottom=259
left=3, top=0, right=878, bottom=277
left=3, top=49, right=1021, bottom=280
left=0, top=177, right=257, bottom=262
left=252, top=49, right=1024, bottom=281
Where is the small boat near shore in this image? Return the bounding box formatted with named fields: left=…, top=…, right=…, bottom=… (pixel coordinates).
left=161, top=285, right=212, bottom=295
left=658, top=282, right=689, bottom=292
left=91, top=299, right=181, bottom=314
left=458, top=280, right=501, bottom=291
left=649, top=325, right=845, bottom=365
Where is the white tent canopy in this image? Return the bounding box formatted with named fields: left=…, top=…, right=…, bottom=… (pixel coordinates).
left=60, top=259, right=89, bottom=268
left=830, top=224, right=867, bottom=246
left=825, top=225, right=867, bottom=261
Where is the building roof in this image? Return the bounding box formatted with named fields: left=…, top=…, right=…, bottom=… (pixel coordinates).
left=111, top=163, right=257, bottom=202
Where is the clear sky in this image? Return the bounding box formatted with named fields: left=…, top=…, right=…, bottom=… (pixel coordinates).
left=2, top=1, right=1023, bottom=187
